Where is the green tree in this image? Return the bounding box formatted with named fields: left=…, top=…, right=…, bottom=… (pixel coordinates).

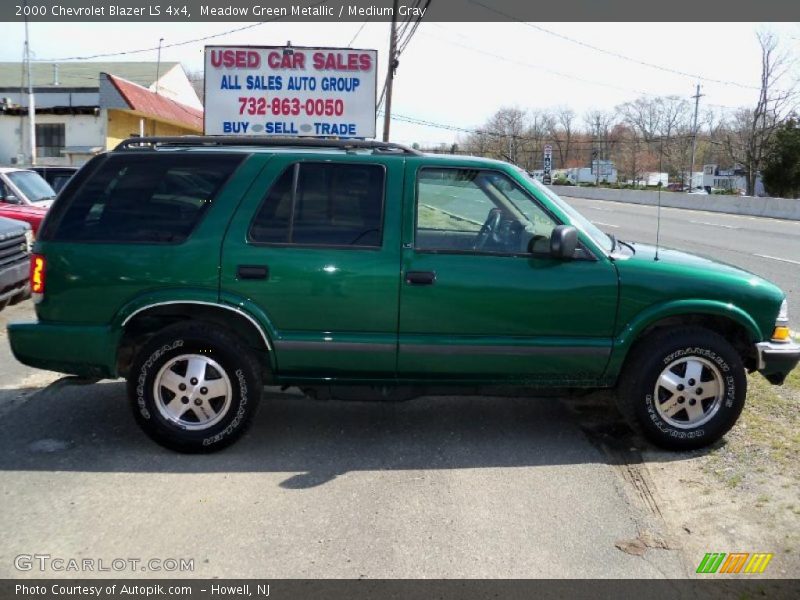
left=762, top=118, right=800, bottom=199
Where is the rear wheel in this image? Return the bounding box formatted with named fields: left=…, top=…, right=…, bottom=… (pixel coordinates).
left=617, top=326, right=746, bottom=450
left=127, top=322, right=262, bottom=452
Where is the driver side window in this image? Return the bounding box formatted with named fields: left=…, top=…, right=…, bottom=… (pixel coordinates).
left=415, top=168, right=558, bottom=254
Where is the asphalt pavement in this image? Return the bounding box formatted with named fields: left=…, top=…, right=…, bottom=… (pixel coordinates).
left=0, top=378, right=687, bottom=578
left=0, top=301, right=686, bottom=579
left=564, top=196, right=799, bottom=329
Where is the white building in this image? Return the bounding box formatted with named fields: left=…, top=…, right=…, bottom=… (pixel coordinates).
left=0, top=62, right=202, bottom=166
left=559, top=160, right=618, bottom=184
left=702, top=164, right=765, bottom=196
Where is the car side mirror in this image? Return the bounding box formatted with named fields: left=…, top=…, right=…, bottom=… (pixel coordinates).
left=549, top=225, right=578, bottom=259
left=2, top=194, right=21, bottom=205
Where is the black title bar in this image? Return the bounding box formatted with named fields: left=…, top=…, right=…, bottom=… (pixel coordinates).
left=3, top=0, right=799, bottom=22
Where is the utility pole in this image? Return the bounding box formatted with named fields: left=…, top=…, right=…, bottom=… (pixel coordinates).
left=381, top=0, right=399, bottom=141
left=594, top=115, right=600, bottom=185
left=689, top=83, right=703, bottom=190
left=24, top=5, right=36, bottom=166
left=155, top=38, right=164, bottom=94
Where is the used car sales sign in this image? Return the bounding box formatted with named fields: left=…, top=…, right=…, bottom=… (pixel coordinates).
left=204, top=45, right=378, bottom=138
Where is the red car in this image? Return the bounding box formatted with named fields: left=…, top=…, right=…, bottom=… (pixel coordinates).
left=0, top=202, right=47, bottom=235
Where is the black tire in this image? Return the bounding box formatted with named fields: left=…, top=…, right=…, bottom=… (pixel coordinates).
left=617, top=326, right=746, bottom=450
left=127, top=322, right=263, bottom=453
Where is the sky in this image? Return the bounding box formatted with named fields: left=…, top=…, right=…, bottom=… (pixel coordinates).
left=2, top=20, right=799, bottom=145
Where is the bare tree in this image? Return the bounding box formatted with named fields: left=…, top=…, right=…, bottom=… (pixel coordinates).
left=463, top=106, right=530, bottom=163
left=461, top=129, right=492, bottom=157
left=521, top=109, right=551, bottom=171
left=546, top=106, right=576, bottom=170
left=721, top=31, right=797, bottom=195
left=583, top=109, right=618, bottom=180
left=616, top=95, right=694, bottom=183
left=490, top=107, right=528, bottom=165
left=183, top=65, right=205, bottom=103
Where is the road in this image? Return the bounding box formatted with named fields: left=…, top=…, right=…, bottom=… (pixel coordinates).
left=564, top=196, right=799, bottom=329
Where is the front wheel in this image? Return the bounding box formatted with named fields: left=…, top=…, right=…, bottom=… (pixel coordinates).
left=617, top=326, right=747, bottom=450
left=127, top=322, right=263, bottom=452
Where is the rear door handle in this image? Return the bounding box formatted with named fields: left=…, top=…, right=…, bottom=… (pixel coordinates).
left=405, top=271, right=436, bottom=285
left=237, top=265, right=269, bottom=280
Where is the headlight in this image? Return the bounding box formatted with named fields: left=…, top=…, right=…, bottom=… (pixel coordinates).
left=777, top=298, right=788, bottom=323
left=24, top=229, right=33, bottom=253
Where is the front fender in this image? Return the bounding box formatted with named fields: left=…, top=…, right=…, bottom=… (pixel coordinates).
left=604, top=299, right=763, bottom=383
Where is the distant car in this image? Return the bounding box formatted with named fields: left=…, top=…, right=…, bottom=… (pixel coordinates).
left=0, top=216, right=31, bottom=310
left=0, top=202, right=47, bottom=235
left=666, top=183, right=687, bottom=192
left=31, top=166, right=78, bottom=194
left=0, top=167, right=57, bottom=208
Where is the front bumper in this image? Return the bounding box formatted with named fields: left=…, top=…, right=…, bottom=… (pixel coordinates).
left=756, top=340, right=800, bottom=384
left=0, top=258, right=30, bottom=303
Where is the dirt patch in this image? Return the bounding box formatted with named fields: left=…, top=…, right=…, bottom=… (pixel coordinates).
left=565, top=369, right=800, bottom=578
left=643, top=370, right=800, bottom=577
left=615, top=531, right=672, bottom=556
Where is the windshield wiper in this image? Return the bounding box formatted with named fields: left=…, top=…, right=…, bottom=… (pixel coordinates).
left=618, top=239, right=636, bottom=253
left=608, top=233, right=618, bottom=253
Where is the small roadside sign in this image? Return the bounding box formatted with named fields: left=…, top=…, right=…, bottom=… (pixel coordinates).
left=543, top=144, right=553, bottom=184
left=204, top=45, right=378, bottom=138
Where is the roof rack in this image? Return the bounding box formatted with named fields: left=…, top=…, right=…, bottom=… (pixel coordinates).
left=114, top=136, right=423, bottom=155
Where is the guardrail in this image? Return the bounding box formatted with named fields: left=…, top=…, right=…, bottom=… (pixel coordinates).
left=549, top=186, right=800, bottom=221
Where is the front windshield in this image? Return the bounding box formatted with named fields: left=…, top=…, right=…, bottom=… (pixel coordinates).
left=516, top=169, right=614, bottom=253
left=7, top=170, right=56, bottom=203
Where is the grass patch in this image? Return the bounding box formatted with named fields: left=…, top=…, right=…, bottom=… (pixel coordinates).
left=701, top=372, right=800, bottom=493
left=418, top=204, right=481, bottom=231
left=727, top=473, right=744, bottom=488
left=784, top=365, right=800, bottom=392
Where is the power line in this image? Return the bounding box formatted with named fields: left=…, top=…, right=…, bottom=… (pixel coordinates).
left=468, top=0, right=763, bottom=91
left=394, top=0, right=419, bottom=45
left=33, top=1, right=327, bottom=61
left=377, top=0, right=429, bottom=113
left=347, top=18, right=371, bottom=48
left=381, top=110, right=739, bottom=148
left=397, top=1, right=429, bottom=54
left=422, top=28, right=653, bottom=97
left=424, top=25, right=739, bottom=112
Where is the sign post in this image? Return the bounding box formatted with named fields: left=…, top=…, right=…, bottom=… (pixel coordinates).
left=543, top=144, right=553, bottom=185
left=204, top=45, right=378, bottom=138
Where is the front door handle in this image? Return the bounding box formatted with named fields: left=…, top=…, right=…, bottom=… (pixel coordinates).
left=405, top=271, right=436, bottom=285
left=237, top=265, right=269, bottom=280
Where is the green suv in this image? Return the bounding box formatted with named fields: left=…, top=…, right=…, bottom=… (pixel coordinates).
left=8, top=137, right=799, bottom=452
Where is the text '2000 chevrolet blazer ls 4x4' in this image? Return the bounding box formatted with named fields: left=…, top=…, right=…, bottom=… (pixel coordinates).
left=8, top=137, right=800, bottom=452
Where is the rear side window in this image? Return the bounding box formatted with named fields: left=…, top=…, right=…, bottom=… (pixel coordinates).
left=50, top=154, right=243, bottom=243
left=249, top=162, right=385, bottom=247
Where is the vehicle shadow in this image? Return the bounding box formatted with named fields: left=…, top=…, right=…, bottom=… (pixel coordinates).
left=0, top=378, right=707, bottom=488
